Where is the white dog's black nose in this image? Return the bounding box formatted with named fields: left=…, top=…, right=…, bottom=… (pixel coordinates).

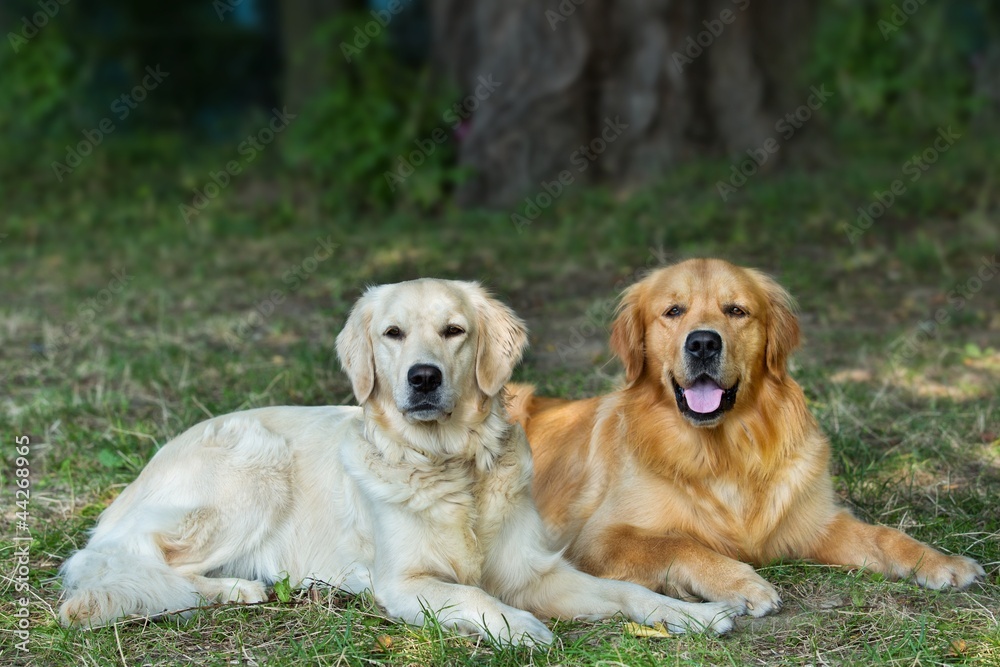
left=408, top=364, right=443, bottom=393
left=685, top=330, right=722, bottom=361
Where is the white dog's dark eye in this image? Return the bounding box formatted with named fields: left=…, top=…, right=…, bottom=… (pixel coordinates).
left=664, top=306, right=683, bottom=318
left=726, top=305, right=747, bottom=318
left=384, top=326, right=403, bottom=339
left=443, top=325, right=465, bottom=338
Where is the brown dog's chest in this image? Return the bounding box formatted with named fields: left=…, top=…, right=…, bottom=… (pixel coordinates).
left=689, top=476, right=787, bottom=561
left=615, top=458, right=808, bottom=565
left=613, top=401, right=829, bottom=564
left=677, top=447, right=822, bottom=563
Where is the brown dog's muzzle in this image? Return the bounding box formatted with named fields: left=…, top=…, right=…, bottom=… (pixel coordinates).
left=674, top=329, right=738, bottom=424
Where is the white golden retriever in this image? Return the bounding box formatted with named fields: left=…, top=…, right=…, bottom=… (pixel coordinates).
left=60, top=279, right=736, bottom=645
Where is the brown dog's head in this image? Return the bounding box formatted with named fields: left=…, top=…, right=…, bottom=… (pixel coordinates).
left=610, top=259, right=799, bottom=427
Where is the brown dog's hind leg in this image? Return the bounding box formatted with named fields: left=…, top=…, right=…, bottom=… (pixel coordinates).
left=806, top=510, right=984, bottom=589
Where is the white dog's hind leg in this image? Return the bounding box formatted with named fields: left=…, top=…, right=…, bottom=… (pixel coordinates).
left=60, top=552, right=269, bottom=627
left=189, top=575, right=268, bottom=604
left=60, top=416, right=291, bottom=627
left=59, top=549, right=201, bottom=627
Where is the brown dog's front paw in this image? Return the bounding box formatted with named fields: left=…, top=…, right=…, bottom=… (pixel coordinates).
left=682, top=562, right=781, bottom=618
left=729, top=572, right=782, bottom=617
left=915, top=554, right=985, bottom=590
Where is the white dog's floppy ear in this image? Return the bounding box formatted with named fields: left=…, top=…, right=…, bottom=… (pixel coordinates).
left=336, top=288, right=377, bottom=404
left=610, top=281, right=646, bottom=385
left=469, top=285, right=528, bottom=397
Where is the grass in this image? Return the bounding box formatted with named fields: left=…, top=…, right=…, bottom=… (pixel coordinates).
left=1, top=131, right=999, bottom=666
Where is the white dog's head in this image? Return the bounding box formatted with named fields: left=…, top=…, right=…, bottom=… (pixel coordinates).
left=336, top=279, right=528, bottom=429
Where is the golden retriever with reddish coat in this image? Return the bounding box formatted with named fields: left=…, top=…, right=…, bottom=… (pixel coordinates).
left=508, top=259, right=984, bottom=616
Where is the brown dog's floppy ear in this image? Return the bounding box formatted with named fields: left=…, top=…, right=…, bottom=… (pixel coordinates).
left=469, top=284, right=528, bottom=397
left=610, top=282, right=646, bottom=385
left=751, top=270, right=800, bottom=378
left=336, top=287, right=378, bottom=404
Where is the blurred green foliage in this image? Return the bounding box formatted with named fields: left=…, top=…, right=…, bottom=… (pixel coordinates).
left=1, top=0, right=997, bottom=213
left=281, top=13, right=464, bottom=213
left=0, top=22, right=83, bottom=178
left=809, top=0, right=999, bottom=135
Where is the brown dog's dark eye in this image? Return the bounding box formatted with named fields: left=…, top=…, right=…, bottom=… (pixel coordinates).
left=664, top=306, right=683, bottom=318
left=443, top=325, right=465, bottom=338
left=384, top=326, right=403, bottom=339
left=726, top=305, right=747, bottom=318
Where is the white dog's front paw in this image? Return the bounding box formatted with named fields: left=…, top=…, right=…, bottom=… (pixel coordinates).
left=487, top=611, right=554, bottom=647
left=657, top=600, right=739, bottom=635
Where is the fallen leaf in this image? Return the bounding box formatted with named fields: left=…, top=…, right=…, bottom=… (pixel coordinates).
left=622, top=621, right=672, bottom=638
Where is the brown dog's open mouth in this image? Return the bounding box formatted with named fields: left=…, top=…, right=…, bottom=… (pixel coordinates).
left=672, top=376, right=739, bottom=423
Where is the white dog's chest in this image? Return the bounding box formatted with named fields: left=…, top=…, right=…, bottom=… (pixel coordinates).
left=347, top=440, right=523, bottom=587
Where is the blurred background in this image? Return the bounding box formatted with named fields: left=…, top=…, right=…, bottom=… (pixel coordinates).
left=4, top=0, right=1000, bottom=212
left=2, top=0, right=999, bottom=391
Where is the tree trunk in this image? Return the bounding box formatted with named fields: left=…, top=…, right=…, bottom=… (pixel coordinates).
left=429, top=0, right=817, bottom=208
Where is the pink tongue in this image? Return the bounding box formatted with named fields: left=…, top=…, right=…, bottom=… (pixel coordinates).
left=684, top=378, right=724, bottom=413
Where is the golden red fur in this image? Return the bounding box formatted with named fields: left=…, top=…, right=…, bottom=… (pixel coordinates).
left=508, top=258, right=983, bottom=615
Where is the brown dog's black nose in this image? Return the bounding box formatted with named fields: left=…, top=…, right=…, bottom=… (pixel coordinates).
left=685, top=330, right=722, bottom=361
left=407, top=364, right=443, bottom=393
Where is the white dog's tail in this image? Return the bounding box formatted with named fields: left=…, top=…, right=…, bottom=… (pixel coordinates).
left=59, top=547, right=200, bottom=627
